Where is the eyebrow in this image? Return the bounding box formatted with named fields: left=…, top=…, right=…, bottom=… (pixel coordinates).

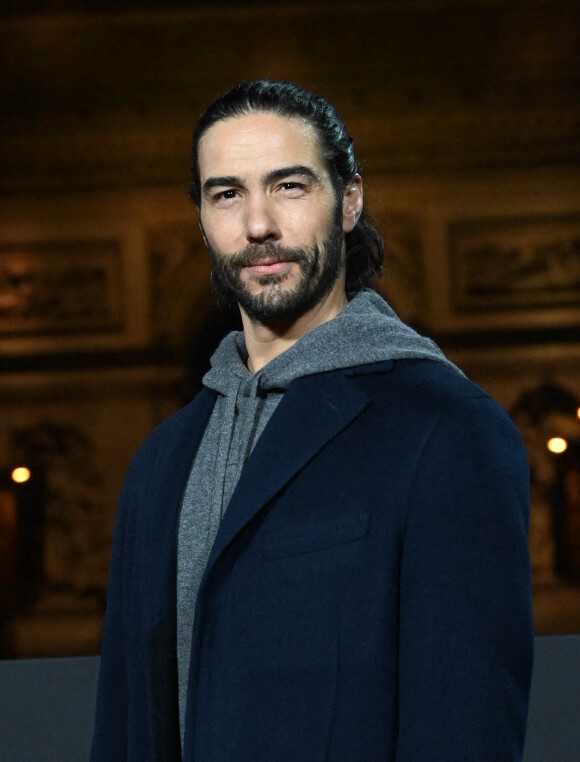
left=202, top=165, right=321, bottom=196
left=264, top=165, right=321, bottom=185
left=202, top=176, right=241, bottom=195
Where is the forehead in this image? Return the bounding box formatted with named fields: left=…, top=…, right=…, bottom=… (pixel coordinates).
left=198, top=112, right=325, bottom=180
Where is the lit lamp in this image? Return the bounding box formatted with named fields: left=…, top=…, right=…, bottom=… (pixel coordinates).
left=547, top=438, right=568, bottom=454
left=11, top=467, right=31, bottom=484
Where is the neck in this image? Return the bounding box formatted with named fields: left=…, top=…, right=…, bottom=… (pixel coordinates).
left=241, top=283, right=348, bottom=373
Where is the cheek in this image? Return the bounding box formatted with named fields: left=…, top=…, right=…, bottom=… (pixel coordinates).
left=284, top=200, right=336, bottom=242
left=201, top=210, right=244, bottom=251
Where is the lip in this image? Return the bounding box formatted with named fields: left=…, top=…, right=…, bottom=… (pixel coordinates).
left=245, top=259, right=294, bottom=276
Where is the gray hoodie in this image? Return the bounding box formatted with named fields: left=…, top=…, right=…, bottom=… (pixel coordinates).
left=176, top=288, right=462, bottom=738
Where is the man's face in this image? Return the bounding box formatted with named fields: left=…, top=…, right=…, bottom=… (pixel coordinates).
left=197, top=112, right=348, bottom=324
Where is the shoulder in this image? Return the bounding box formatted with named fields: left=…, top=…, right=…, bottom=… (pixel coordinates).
left=346, top=359, right=524, bottom=456
left=346, top=357, right=499, bottom=415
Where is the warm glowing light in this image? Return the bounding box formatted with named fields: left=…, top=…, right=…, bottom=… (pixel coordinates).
left=11, top=467, right=31, bottom=483
left=577, top=407, right=580, bottom=420
left=547, top=437, right=568, bottom=454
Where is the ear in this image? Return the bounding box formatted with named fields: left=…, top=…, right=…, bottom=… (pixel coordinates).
left=342, top=174, right=364, bottom=233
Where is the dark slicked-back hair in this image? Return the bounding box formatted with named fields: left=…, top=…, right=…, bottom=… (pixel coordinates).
left=190, top=79, right=383, bottom=296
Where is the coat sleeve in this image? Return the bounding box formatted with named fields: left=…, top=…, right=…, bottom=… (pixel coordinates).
left=397, top=393, right=533, bottom=761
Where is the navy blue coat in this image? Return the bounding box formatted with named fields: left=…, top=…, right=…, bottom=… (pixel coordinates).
left=91, top=359, right=533, bottom=761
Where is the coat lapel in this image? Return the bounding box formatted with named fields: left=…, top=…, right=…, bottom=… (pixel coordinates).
left=204, top=370, right=372, bottom=573
left=143, top=387, right=218, bottom=624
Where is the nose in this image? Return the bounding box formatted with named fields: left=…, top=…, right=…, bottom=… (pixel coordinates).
left=244, top=195, right=281, bottom=244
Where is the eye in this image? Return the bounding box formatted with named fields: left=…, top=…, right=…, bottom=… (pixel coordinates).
left=278, top=181, right=306, bottom=195
left=213, top=188, right=238, bottom=201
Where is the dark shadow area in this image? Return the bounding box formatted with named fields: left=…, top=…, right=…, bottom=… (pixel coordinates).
left=185, top=306, right=242, bottom=400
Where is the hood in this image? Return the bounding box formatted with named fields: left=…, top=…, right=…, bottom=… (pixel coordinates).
left=203, top=288, right=462, bottom=396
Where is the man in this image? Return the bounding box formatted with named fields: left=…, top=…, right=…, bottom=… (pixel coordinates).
left=91, top=80, right=533, bottom=761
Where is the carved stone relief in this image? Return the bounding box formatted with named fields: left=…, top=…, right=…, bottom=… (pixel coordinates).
left=0, top=240, right=124, bottom=336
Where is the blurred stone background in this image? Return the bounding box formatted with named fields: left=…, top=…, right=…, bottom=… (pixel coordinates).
left=1, top=0, right=579, bottom=656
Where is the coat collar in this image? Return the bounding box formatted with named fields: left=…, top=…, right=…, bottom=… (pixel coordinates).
left=202, top=368, right=372, bottom=577
left=142, top=387, right=217, bottom=625
left=142, top=364, right=391, bottom=622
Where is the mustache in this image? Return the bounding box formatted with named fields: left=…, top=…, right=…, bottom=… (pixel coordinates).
left=228, top=242, right=310, bottom=267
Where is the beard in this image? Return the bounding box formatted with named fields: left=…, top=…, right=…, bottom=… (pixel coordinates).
left=207, top=215, right=345, bottom=324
